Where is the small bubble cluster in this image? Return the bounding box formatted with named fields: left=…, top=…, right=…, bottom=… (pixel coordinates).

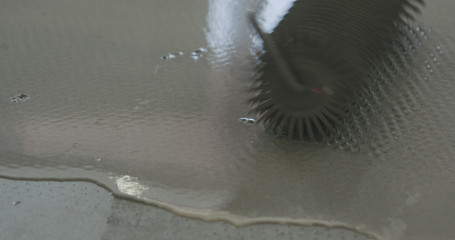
left=159, top=47, right=208, bottom=61
left=191, top=47, right=208, bottom=60
left=239, top=117, right=256, bottom=125
left=11, top=93, right=30, bottom=103
left=424, top=45, right=444, bottom=74
left=160, top=51, right=184, bottom=61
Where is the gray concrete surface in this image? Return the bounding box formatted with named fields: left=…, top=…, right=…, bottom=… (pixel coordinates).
left=0, top=178, right=373, bottom=240
left=1, top=0, right=454, bottom=240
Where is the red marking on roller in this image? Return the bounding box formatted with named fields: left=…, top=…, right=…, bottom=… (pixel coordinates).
left=290, top=97, right=298, bottom=101
left=312, top=86, right=325, bottom=95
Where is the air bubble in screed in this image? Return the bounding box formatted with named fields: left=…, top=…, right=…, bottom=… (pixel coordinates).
left=191, top=47, right=208, bottom=60
left=160, top=51, right=184, bottom=61
left=192, top=47, right=207, bottom=54
left=161, top=54, right=175, bottom=60
left=239, top=117, right=256, bottom=125
left=11, top=93, right=29, bottom=103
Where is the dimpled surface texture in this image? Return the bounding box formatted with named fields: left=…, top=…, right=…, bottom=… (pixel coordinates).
left=0, top=0, right=454, bottom=240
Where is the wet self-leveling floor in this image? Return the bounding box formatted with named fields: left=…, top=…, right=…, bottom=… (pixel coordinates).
left=1, top=0, right=455, bottom=239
